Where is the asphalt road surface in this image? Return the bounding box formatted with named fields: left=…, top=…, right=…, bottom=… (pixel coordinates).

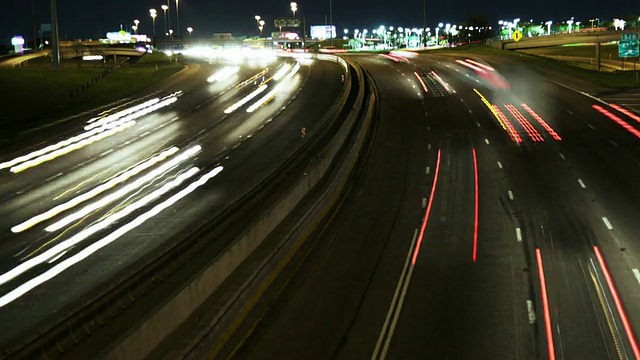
left=230, top=52, right=640, bottom=360
left=0, top=53, right=345, bottom=346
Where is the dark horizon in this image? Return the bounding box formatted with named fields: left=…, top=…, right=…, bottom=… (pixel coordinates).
left=0, top=0, right=634, bottom=44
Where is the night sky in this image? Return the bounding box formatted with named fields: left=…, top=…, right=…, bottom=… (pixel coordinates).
left=0, top=0, right=635, bottom=45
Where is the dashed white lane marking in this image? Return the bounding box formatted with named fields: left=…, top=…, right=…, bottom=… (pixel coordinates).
left=559, top=153, right=566, bottom=160
left=469, top=109, right=473, bottom=113
left=497, top=161, right=503, bottom=169
left=46, top=172, right=64, bottom=182
left=140, top=131, right=151, bottom=137
left=526, top=300, right=537, bottom=324
left=428, top=144, right=431, bottom=150
left=516, top=228, right=522, bottom=242
left=578, top=179, right=586, bottom=188
left=508, top=190, right=514, bottom=200
left=100, top=149, right=113, bottom=157
left=568, top=110, right=574, bottom=115
left=485, top=138, right=490, bottom=144
left=426, top=166, right=430, bottom=175
left=610, top=140, right=619, bottom=147
left=422, top=197, right=427, bottom=208
left=587, top=124, right=595, bottom=130
left=476, top=122, right=481, bottom=127
left=602, top=217, right=613, bottom=230
left=633, top=268, right=640, bottom=286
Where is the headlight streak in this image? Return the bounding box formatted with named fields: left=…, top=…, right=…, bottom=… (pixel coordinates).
left=85, top=96, right=176, bottom=131
left=246, top=62, right=300, bottom=113
left=10, top=121, right=136, bottom=173
left=86, top=98, right=160, bottom=126
left=11, top=147, right=181, bottom=233
left=272, top=63, right=292, bottom=81
left=224, top=85, right=268, bottom=114
left=44, top=145, right=201, bottom=233
left=0, top=166, right=223, bottom=308
left=0, top=94, right=180, bottom=173
left=235, top=69, right=269, bottom=89
left=0, top=166, right=203, bottom=288
left=207, top=66, right=240, bottom=83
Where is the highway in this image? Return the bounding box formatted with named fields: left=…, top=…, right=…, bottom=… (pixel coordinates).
left=0, top=52, right=346, bottom=348
left=227, top=52, right=640, bottom=359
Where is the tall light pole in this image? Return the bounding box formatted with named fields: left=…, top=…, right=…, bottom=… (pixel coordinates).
left=150, top=9, right=157, bottom=47
left=166, top=0, right=171, bottom=37
left=290, top=2, right=297, bottom=17
left=175, top=0, right=180, bottom=37
left=50, top=0, right=60, bottom=68
left=255, top=15, right=261, bottom=35
left=133, top=19, right=140, bottom=34
left=161, top=5, right=168, bottom=37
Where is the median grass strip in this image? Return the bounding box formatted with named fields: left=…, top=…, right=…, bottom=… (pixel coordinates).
left=433, top=44, right=640, bottom=89
left=0, top=51, right=182, bottom=133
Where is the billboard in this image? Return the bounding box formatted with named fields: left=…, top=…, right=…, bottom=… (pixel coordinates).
left=274, top=18, right=302, bottom=28
left=310, top=25, right=336, bottom=40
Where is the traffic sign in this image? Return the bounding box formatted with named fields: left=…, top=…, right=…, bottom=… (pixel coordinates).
left=619, top=39, right=639, bottom=58
left=512, top=30, right=523, bottom=42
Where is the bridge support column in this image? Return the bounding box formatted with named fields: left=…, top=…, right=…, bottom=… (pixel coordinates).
left=595, top=40, right=601, bottom=72
left=50, top=0, right=60, bottom=68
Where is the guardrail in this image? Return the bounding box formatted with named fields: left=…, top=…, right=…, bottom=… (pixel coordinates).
left=1, top=53, right=356, bottom=360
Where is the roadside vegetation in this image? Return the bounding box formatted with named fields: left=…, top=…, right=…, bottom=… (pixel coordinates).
left=0, top=51, right=182, bottom=132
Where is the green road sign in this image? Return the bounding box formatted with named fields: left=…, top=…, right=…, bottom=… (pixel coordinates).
left=619, top=39, right=639, bottom=58
left=622, top=33, right=639, bottom=41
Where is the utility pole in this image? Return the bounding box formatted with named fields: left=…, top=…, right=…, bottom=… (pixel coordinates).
left=31, top=0, right=37, bottom=50
left=50, top=0, right=60, bottom=68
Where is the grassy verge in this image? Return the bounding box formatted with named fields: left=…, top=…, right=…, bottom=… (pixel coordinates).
left=0, top=51, right=182, bottom=130
left=431, top=44, right=640, bottom=89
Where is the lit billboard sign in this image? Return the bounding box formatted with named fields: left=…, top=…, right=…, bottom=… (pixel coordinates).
left=310, top=25, right=336, bottom=40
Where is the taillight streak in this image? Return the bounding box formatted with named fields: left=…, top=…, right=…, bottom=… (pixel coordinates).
left=536, top=248, right=556, bottom=360
left=505, top=104, right=544, bottom=142
left=493, top=105, right=523, bottom=143
left=472, top=148, right=479, bottom=263
left=610, top=104, right=640, bottom=124
left=521, top=103, right=562, bottom=141
left=411, top=149, right=441, bottom=265
left=413, top=72, right=429, bottom=93
left=593, top=246, right=640, bottom=358
left=592, top=105, right=640, bottom=138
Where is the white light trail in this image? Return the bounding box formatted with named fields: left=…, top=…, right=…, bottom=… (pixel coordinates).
left=272, top=63, right=292, bottom=81
left=246, top=62, right=300, bottom=113
left=224, top=85, right=268, bottom=114
left=10, top=120, right=136, bottom=173
left=207, top=66, right=240, bottom=82
left=11, top=147, right=180, bottom=233
left=45, top=145, right=201, bottom=232
left=0, top=166, right=204, bottom=288
left=85, top=98, right=161, bottom=129
left=0, top=166, right=223, bottom=308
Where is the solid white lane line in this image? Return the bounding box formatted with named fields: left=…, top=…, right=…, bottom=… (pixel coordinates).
left=381, top=263, right=415, bottom=359
left=527, top=300, right=537, bottom=324
left=578, top=179, right=586, bottom=188
left=602, top=217, right=614, bottom=230
left=497, top=161, right=503, bottom=169
left=485, top=138, right=490, bottom=144
left=508, top=190, right=514, bottom=200
left=633, top=269, right=640, bottom=286
left=516, top=228, right=522, bottom=242
left=372, top=230, right=418, bottom=360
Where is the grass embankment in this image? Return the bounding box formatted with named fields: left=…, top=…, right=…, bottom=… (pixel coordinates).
left=432, top=44, right=640, bottom=89
left=0, top=51, right=182, bottom=132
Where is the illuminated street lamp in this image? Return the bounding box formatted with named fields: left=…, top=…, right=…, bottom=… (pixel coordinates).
left=133, top=19, right=140, bottom=34
left=161, top=5, right=169, bottom=36
left=546, top=20, right=553, bottom=35
left=187, top=26, right=193, bottom=37
left=150, top=9, right=157, bottom=37
left=567, top=17, right=574, bottom=33
left=169, top=28, right=174, bottom=40
left=290, top=2, right=297, bottom=17
left=259, top=20, right=265, bottom=35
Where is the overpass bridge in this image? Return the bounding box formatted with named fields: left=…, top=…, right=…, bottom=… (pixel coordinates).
left=490, top=29, right=637, bottom=50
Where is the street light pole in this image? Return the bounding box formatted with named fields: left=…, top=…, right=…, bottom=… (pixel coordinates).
left=50, top=0, right=60, bottom=68
left=161, top=5, right=168, bottom=37
left=133, top=19, right=140, bottom=34
left=167, top=0, right=171, bottom=37
left=150, top=9, right=157, bottom=47
left=175, top=0, right=180, bottom=37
